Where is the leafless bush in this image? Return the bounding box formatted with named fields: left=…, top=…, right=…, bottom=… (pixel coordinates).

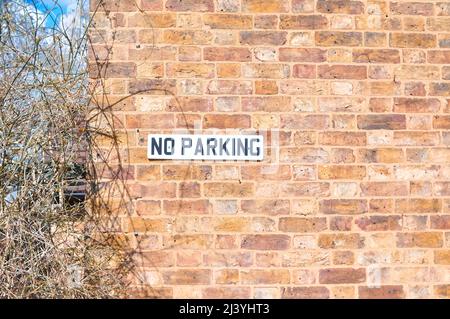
left=0, top=0, right=135, bottom=298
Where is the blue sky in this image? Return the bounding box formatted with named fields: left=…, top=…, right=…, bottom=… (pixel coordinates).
left=24, top=0, right=86, bottom=28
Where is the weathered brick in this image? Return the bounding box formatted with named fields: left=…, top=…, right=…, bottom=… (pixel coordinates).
left=241, top=269, right=290, bottom=284
left=430, top=83, right=450, bottom=96
left=355, top=215, right=402, bottom=231
left=279, top=48, right=327, bottom=62
left=239, top=31, right=287, bottom=46
left=394, top=98, right=440, bottom=113
left=255, top=80, right=279, bottom=94
left=243, top=63, right=290, bottom=79
left=434, top=250, right=450, bottom=264
left=427, top=17, right=450, bottom=31
left=318, top=233, right=365, bottom=249
left=241, top=199, right=290, bottom=215
left=242, top=165, right=291, bottom=181
left=431, top=216, right=450, bottom=229
left=162, top=269, right=211, bottom=285
left=126, top=114, right=175, bottom=129
left=317, top=0, right=364, bottom=14
left=319, top=268, right=366, bottom=284
left=280, top=15, right=328, bottom=29
left=165, top=0, right=213, bottom=11
left=390, top=33, right=436, bottom=48
left=280, top=115, right=329, bottom=130
left=293, top=64, right=316, bottom=78
left=318, top=65, right=366, bottom=79
left=353, top=49, right=400, bottom=63
left=242, top=0, right=289, bottom=13
left=397, top=232, right=443, bottom=248
left=359, top=286, right=405, bottom=299
left=279, top=217, right=327, bottom=233
left=318, top=165, right=366, bottom=180
left=241, top=234, right=290, bottom=250
left=204, top=47, right=251, bottom=61
left=394, top=132, right=440, bottom=146
left=203, top=14, right=252, bottom=29
left=319, top=132, right=366, bottom=146
left=207, top=80, right=253, bottom=94
left=163, top=199, right=211, bottom=214
left=318, top=97, right=366, bottom=112
left=315, top=31, right=362, bottom=46
left=280, top=147, right=329, bottom=163
left=204, top=182, right=254, bottom=197
left=391, top=2, right=433, bottom=15
left=282, top=287, right=329, bottom=299
left=361, top=182, right=408, bottom=196
left=357, top=114, right=406, bottom=130
left=320, top=199, right=367, bottom=215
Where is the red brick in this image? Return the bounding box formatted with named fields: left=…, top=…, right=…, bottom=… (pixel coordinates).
left=357, top=114, right=406, bottom=130
left=315, top=31, right=362, bottom=46
left=318, top=65, right=366, bottom=79
left=89, top=62, right=136, bottom=78
left=203, top=114, right=250, bottom=129
left=242, top=97, right=291, bottom=112
left=355, top=215, right=402, bottom=231
left=281, top=114, right=329, bottom=130
left=165, top=0, right=213, bottom=11
left=239, top=31, right=287, bottom=45
left=359, top=286, right=405, bottom=299
left=203, top=288, right=250, bottom=298
left=352, top=49, right=400, bottom=63
left=279, top=48, right=327, bottom=62
left=207, top=80, right=253, bottom=94
left=428, top=50, right=450, bottom=64
left=204, top=182, right=254, bottom=197
left=242, top=0, right=289, bottom=13
left=320, top=199, right=367, bottom=215
left=318, top=165, right=366, bottom=180
left=431, top=215, right=450, bottom=229
left=241, top=234, right=290, bottom=250
left=241, top=269, right=290, bottom=284
left=433, top=116, right=450, bottom=128
left=163, top=200, right=211, bottom=214
left=293, top=64, right=316, bottom=78
left=361, top=182, right=408, bottom=196
left=241, top=200, right=290, bottom=215
left=279, top=15, right=328, bottom=29
left=203, top=14, right=252, bottom=29
left=282, top=287, right=330, bottom=299
left=394, top=98, right=441, bottom=113
left=319, top=268, right=366, bottom=284
left=279, top=217, right=327, bottom=233
left=317, top=0, right=364, bottom=14
left=397, top=232, right=443, bottom=248
left=390, top=33, right=436, bottom=48
left=430, top=83, right=450, bottom=96
left=242, top=165, right=291, bottom=181
left=128, top=79, right=176, bottom=95
left=390, top=2, right=433, bottom=15
left=162, top=269, right=211, bottom=285
left=204, top=47, right=252, bottom=61
left=319, top=234, right=364, bottom=249
left=395, top=199, right=441, bottom=214
left=319, top=132, right=366, bottom=146
left=125, top=114, right=174, bottom=129
left=435, top=250, right=450, bottom=264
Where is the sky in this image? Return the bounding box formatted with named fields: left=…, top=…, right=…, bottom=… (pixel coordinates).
left=24, top=0, right=87, bottom=29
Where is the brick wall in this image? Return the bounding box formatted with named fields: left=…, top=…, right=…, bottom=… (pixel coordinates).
left=89, top=0, right=450, bottom=298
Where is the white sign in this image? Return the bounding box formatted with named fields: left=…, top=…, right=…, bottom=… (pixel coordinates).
left=147, top=134, right=264, bottom=161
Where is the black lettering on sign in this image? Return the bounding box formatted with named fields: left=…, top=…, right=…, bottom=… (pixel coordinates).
left=147, top=134, right=264, bottom=161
